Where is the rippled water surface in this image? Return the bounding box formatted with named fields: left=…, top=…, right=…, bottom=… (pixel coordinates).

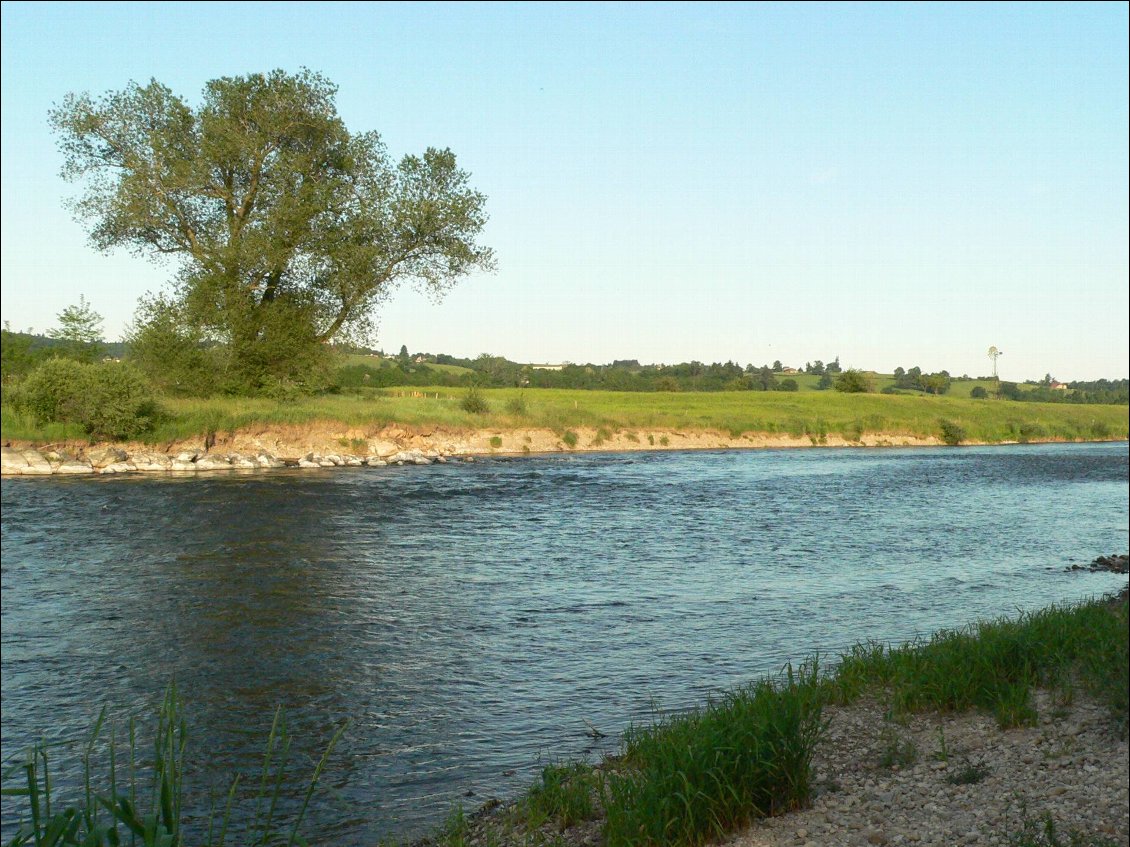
left=2, top=443, right=1127, bottom=841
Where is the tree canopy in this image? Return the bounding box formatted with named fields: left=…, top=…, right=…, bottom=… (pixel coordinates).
left=51, top=69, right=494, bottom=393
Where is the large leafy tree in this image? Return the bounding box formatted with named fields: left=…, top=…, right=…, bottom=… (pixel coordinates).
left=50, top=69, right=494, bottom=393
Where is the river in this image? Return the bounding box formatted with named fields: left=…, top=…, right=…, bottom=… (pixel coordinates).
left=1, top=442, right=1127, bottom=842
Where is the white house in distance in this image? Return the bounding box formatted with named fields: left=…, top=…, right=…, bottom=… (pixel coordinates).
left=529, top=363, right=566, bottom=371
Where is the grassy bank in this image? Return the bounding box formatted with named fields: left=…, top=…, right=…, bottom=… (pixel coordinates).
left=440, top=593, right=1128, bottom=847
left=2, top=387, right=1127, bottom=447
left=6, top=595, right=1124, bottom=846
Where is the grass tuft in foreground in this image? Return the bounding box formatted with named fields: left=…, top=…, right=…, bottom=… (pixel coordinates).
left=600, top=662, right=825, bottom=847
left=1, top=684, right=346, bottom=847
left=829, top=597, right=1129, bottom=731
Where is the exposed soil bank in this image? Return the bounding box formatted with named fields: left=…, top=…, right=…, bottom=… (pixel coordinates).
left=3, top=422, right=1126, bottom=475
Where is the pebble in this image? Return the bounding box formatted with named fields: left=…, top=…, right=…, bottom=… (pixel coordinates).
left=726, top=690, right=1128, bottom=847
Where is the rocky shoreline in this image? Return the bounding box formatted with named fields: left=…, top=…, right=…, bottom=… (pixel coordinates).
left=0, top=443, right=465, bottom=476
left=2, top=425, right=1125, bottom=477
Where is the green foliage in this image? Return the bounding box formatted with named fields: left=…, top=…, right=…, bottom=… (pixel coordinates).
left=11, top=357, right=89, bottom=425
left=877, top=728, right=918, bottom=769
left=970, top=386, right=989, bottom=399
left=2, top=684, right=346, bottom=847
left=520, top=763, right=598, bottom=831
left=14, top=359, right=161, bottom=440
left=489, top=435, right=503, bottom=449
left=833, top=370, right=873, bottom=393
left=945, top=756, right=991, bottom=785
left=461, top=387, right=490, bottom=414
left=831, top=597, right=1129, bottom=732
left=1006, top=810, right=1122, bottom=847
left=48, top=296, right=105, bottom=363
left=601, top=663, right=825, bottom=847
left=561, top=430, right=579, bottom=448
left=3, top=383, right=1126, bottom=447
left=51, top=69, right=493, bottom=395
left=939, top=418, right=966, bottom=445
left=505, top=393, right=529, bottom=416
left=777, top=378, right=799, bottom=392
left=126, top=296, right=221, bottom=396
left=1, top=327, right=41, bottom=382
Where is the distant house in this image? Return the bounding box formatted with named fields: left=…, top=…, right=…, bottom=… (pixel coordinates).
left=781, top=367, right=800, bottom=374
left=530, top=363, right=565, bottom=371
left=1049, top=381, right=1069, bottom=391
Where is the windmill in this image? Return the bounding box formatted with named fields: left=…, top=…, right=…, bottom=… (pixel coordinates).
left=988, top=346, right=1003, bottom=379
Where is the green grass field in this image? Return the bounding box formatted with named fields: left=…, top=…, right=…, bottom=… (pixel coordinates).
left=1, top=386, right=1126, bottom=446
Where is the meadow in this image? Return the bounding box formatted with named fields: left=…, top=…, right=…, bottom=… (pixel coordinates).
left=2, top=386, right=1126, bottom=448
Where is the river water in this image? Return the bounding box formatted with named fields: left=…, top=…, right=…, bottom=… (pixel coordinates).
left=2, top=443, right=1127, bottom=841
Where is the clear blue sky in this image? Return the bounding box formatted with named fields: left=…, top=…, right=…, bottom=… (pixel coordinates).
left=2, top=1, right=1127, bottom=380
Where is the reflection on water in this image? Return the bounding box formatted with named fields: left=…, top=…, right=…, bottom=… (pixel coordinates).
left=2, top=443, right=1127, bottom=841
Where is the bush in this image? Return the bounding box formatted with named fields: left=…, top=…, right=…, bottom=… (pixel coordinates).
left=833, top=370, right=874, bottom=393
left=460, top=386, right=490, bottom=414
left=85, top=363, right=163, bottom=439
left=970, top=386, right=989, bottom=399
left=777, top=378, right=799, bottom=392
left=939, top=418, right=966, bottom=446
left=14, top=359, right=161, bottom=440
left=12, top=357, right=90, bottom=424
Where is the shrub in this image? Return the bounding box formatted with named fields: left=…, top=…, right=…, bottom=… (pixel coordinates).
left=12, top=357, right=90, bottom=424
left=939, top=419, right=966, bottom=446
left=833, top=370, right=874, bottom=393
left=460, top=386, right=490, bottom=414
left=777, top=378, right=799, bottom=392
left=970, top=386, right=989, bottom=399
left=82, top=362, right=163, bottom=439
left=14, top=359, right=161, bottom=440
left=489, top=435, right=503, bottom=449
left=561, top=430, right=579, bottom=448
left=505, top=393, right=529, bottom=415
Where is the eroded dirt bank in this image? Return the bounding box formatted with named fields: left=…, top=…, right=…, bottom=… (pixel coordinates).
left=3, top=422, right=1122, bottom=475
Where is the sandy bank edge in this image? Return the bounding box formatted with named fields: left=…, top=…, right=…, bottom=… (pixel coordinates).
left=3, top=423, right=1127, bottom=475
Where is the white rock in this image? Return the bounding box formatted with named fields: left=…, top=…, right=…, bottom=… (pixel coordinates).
left=1, top=446, right=30, bottom=475
left=228, top=454, right=258, bottom=469
left=297, top=458, right=321, bottom=468
left=56, top=459, right=95, bottom=474
left=174, top=450, right=200, bottom=463
left=194, top=454, right=231, bottom=470
left=19, top=450, right=54, bottom=475
left=132, top=452, right=172, bottom=471
left=87, top=446, right=128, bottom=468
left=343, top=455, right=364, bottom=466
left=99, top=461, right=137, bottom=474
left=364, top=456, right=387, bottom=466
left=256, top=453, right=285, bottom=468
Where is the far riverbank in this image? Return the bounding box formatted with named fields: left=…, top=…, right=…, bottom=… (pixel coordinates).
left=2, top=422, right=1129, bottom=475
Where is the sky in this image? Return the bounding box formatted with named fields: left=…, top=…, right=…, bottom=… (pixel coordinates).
left=1, top=2, right=1127, bottom=381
